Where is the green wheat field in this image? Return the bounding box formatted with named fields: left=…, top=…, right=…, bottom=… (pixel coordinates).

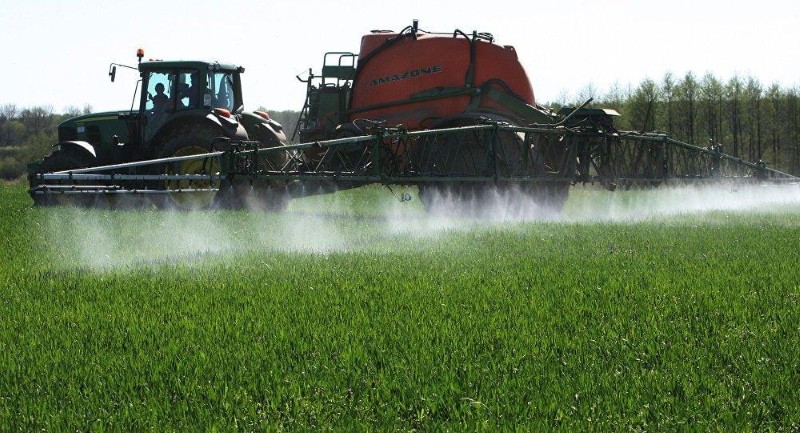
left=2, top=182, right=799, bottom=431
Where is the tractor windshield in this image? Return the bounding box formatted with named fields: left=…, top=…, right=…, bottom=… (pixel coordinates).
left=143, top=68, right=236, bottom=112
left=174, top=70, right=235, bottom=111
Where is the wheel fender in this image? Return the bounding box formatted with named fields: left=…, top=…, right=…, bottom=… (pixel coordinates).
left=238, top=112, right=286, bottom=146
left=205, top=112, right=237, bottom=130
left=205, top=113, right=249, bottom=141
left=56, top=140, right=97, bottom=158
left=152, top=113, right=248, bottom=151
left=258, top=119, right=287, bottom=146
left=334, top=122, right=363, bottom=137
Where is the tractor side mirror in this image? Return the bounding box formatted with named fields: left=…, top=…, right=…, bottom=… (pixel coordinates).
left=109, top=65, right=117, bottom=82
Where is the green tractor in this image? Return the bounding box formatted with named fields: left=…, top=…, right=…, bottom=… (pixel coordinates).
left=27, top=49, right=288, bottom=209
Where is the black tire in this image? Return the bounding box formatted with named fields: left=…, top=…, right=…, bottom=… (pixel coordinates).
left=411, top=119, right=526, bottom=217
left=524, top=132, right=571, bottom=213
left=152, top=126, right=224, bottom=210
left=412, top=120, right=571, bottom=217
left=411, top=119, right=489, bottom=216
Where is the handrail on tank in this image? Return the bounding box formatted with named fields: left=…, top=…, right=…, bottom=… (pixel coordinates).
left=321, top=52, right=357, bottom=84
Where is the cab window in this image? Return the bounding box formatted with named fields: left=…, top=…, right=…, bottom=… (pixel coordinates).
left=209, top=72, right=235, bottom=111
left=177, top=71, right=203, bottom=109
left=145, top=71, right=172, bottom=114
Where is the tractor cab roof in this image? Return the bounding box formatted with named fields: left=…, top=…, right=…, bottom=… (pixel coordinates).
left=139, top=60, right=244, bottom=74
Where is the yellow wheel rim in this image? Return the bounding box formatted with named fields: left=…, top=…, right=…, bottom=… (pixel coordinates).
left=165, top=145, right=220, bottom=209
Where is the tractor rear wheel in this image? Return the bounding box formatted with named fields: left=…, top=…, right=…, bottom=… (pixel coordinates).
left=153, top=127, right=223, bottom=210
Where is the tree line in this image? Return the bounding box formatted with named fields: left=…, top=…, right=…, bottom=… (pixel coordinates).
left=555, top=72, right=800, bottom=175
left=0, top=104, right=92, bottom=180
left=2, top=72, right=798, bottom=180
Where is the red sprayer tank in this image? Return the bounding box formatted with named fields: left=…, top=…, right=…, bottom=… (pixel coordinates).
left=348, top=27, right=538, bottom=129
left=293, top=22, right=556, bottom=147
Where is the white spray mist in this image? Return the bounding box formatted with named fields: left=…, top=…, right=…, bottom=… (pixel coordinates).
left=43, top=183, right=800, bottom=271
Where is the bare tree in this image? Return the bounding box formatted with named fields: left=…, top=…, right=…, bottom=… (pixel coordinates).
left=627, top=78, right=658, bottom=132
left=726, top=76, right=744, bottom=157
left=19, top=106, right=55, bottom=132
left=677, top=72, right=698, bottom=144
left=575, top=83, right=598, bottom=106
left=661, top=73, right=675, bottom=135
left=0, top=104, right=18, bottom=122
left=744, top=77, right=763, bottom=161
left=764, top=83, right=783, bottom=166
left=700, top=73, right=724, bottom=145
left=788, top=87, right=800, bottom=173
left=62, top=105, right=83, bottom=119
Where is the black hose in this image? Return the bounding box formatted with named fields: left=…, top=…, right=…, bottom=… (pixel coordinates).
left=347, top=25, right=417, bottom=110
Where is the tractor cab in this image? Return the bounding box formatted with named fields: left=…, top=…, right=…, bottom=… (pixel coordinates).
left=138, top=61, right=243, bottom=115
left=134, top=59, right=245, bottom=149
left=45, top=52, right=249, bottom=168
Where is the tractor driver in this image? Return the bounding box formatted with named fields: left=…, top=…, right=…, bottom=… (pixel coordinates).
left=151, top=83, right=169, bottom=114
left=180, top=73, right=202, bottom=108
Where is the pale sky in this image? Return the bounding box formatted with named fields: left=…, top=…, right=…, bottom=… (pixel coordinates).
left=1, top=0, right=798, bottom=113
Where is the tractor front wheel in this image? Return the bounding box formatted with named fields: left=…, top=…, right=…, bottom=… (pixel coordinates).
left=29, top=151, right=95, bottom=207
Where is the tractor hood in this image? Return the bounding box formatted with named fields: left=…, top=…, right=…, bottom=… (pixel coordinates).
left=59, top=110, right=135, bottom=128
left=57, top=110, right=132, bottom=151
